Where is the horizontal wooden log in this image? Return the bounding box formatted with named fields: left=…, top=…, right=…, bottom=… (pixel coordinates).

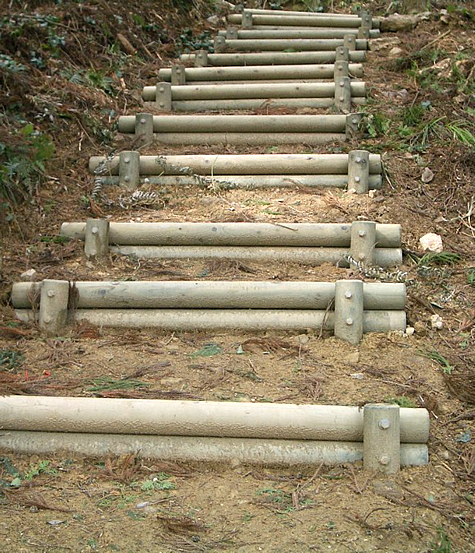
left=0, top=396, right=428, bottom=442
left=158, top=64, right=364, bottom=81
left=228, top=13, right=368, bottom=28
left=237, top=9, right=380, bottom=27
left=155, top=98, right=364, bottom=111
left=61, top=222, right=400, bottom=247
left=118, top=114, right=347, bottom=133
left=143, top=82, right=366, bottom=101
left=0, top=433, right=427, bottom=467
left=215, top=38, right=368, bottom=51
left=89, top=153, right=382, bottom=176
left=218, top=28, right=379, bottom=38
left=180, top=51, right=367, bottom=65
left=107, top=246, right=401, bottom=267
left=15, top=308, right=407, bottom=333
left=142, top=133, right=346, bottom=145
left=12, top=281, right=406, bottom=310
left=90, top=174, right=383, bottom=190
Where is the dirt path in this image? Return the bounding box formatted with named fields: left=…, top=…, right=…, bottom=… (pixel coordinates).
left=1, top=1, right=474, bottom=551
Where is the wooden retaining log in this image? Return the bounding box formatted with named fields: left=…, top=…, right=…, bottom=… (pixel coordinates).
left=218, top=28, right=380, bottom=39
left=61, top=220, right=402, bottom=266
left=179, top=51, right=367, bottom=65
left=118, top=113, right=362, bottom=145
left=228, top=12, right=375, bottom=29
left=12, top=281, right=406, bottom=311
left=157, top=64, right=364, bottom=82
left=89, top=153, right=381, bottom=176
left=0, top=432, right=428, bottom=468
left=91, top=174, right=382, bottom=190
left=0, top=397, right=428, bottom=443
left=214, top=38, right=368, bottom=52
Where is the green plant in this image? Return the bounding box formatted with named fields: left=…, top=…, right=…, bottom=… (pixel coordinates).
left=140, top=473, right=176, bottom=492
left=0, top=124, right=54, bottom=203
left=0, top=349, right=23, bottom=371
left=416, top=252, right=461, bottom=266
left=430, top=528, right=452, bottom=552
left=446, top=120, right=475, bottom=148
left=421, top=350, right=453, bottom=374
left=24, top=460, right=57, bottom=480
left=386, top=396, right=418, bottom=408
left=466, top=267, right=475, bottom=284
left=177, top=29, right=214, bottom=53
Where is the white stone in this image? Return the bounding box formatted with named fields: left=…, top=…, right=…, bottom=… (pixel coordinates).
left=389, top=46, right=404, bottom=57
left=405, top=326, right=415, bottom=336
left=430, top=314, right=444, bottom=330
left=20, top=268, right=37, bottom=281
left=420, top=233, right=443, bottom=253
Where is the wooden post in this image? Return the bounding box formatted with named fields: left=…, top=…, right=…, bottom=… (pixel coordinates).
left=334, top=60, right=349, bottom=81
left=171, top=65, right=186, bottom=85
left=348, top=150, right=370, bottom=193
left=358, top=28, right=370, bottom=39
left=334, top=280, right=364, bottom=344
left=135, top=113, right=153, bottom=146
left=85, top=219, right=110, bottom=259
left=39, top=280, right=69, bottom=336
left=242, top=10, right=253, bottom=29
left=214, top=36, right=226, bottom=52
left=226, top=27, right=238, bottom=39
left=194, top=50, right=208, bottom=67
left=344, top=34, right=356, bottom=51
left=364, top=404, right=401, bottom=474
left=351, top=221, right=376, bottom=265
left=334, top=76, right=351, bottom=112
left=156, top=82, right=172, bottom=111
left=119, top=151, right=140, bottom=190
left=335, top=46, right=349, bottom=62
left=345, top=113, right=362, bottom=140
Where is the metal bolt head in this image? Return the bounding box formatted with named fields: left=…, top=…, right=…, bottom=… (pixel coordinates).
left=379, top=455, right=390, bottom=466
left=159, top=87, right=164, bottom=92
left=358, top=230, right=366, bottom=237
left=355, top=176, right=361, bottom=183
left=43, top=316, right=52, bottom=324
left=345, top=291, right=353, bottom=299
left=47, top=290, right=55, bottom=298
left=346, top=318, right=354, bottom=326
left=159, top=102, right=165, bottom=108
left=124, top=176, right=130, bottom=182
left=338, top=65, right=343, bottom=70
left=359, top=254, right=365, bottom=260
left=124, top=157, right=130, bottom=163
left=340, top=80, right=345, bottom=87
left=340, top=96, right=345, bottom=101
left=356, top=157, right=362, bottom=163
left=140, top=118, right=146, bottom=124
left=176, top=69, right=181, bottom=74
left=379, top=419, right=391, bottom=430
left=91, top=226, right=99, bottom=234
left=352, top=118, right=358, bottom=124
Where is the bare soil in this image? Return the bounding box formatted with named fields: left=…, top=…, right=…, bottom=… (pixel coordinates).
left=1, top=1, right=474, bottom=551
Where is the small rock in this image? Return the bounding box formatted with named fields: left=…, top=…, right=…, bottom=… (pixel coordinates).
left=430, top=314, right=444, bottom=330
left=47, top=520, right=65, bottom=526
left=343, top=351, right=360, bottom=364
left=136, top=502, right=150, bottom=509
left=441, top=450, right=451, bottom=460
left=368, top=190, right=376, bottom=198
left=206, top=15, right=220, bottom=24
left=20, top=268, right=37, bottom=281
left=297, top=334, right=309, bottom=345
left=389, top=46, right=404, bottom=57
left=421, top=167, right=434, bottom=183
left=414, top=321, right=427, bottom=336
left=420, top=233, right=443, bottom=253
left=373, top=480, right=403, bottom=501
left=405, top=326, right=415, bottom=336
left=350, top=373, right=364, bottom=379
